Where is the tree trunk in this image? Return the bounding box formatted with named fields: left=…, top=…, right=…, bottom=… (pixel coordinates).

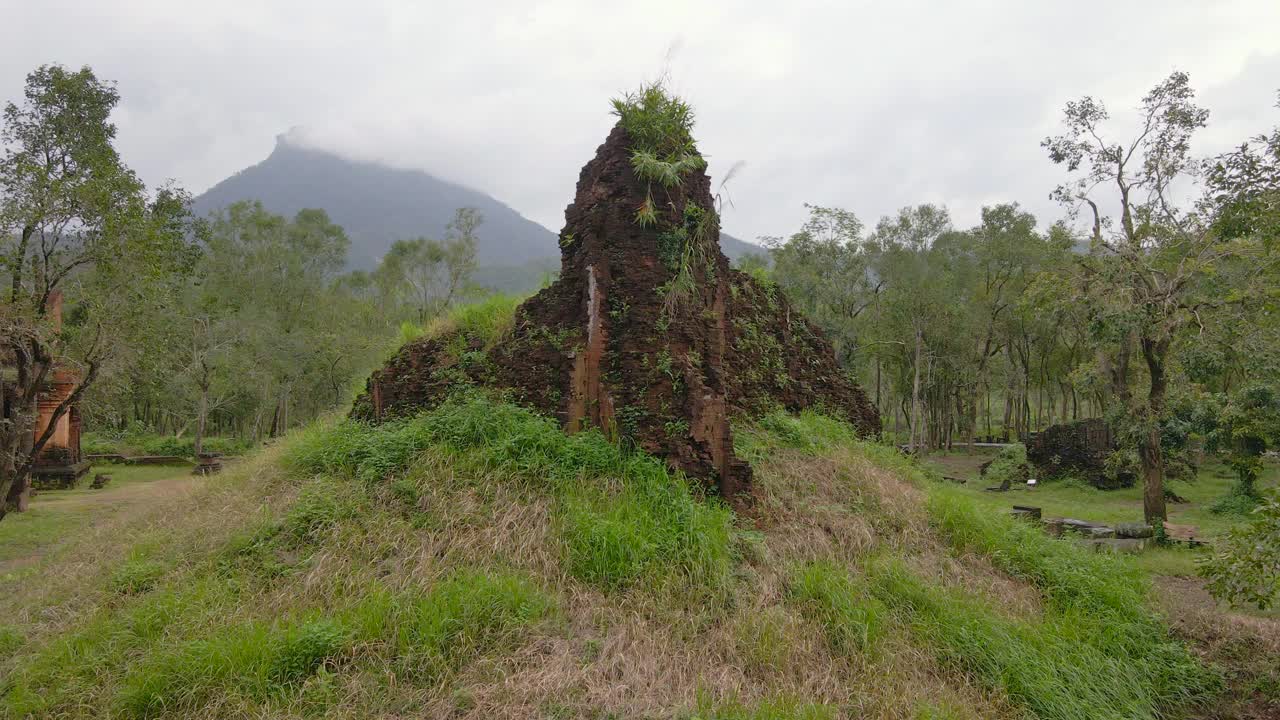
left=1, top=396, right=36, bottom=517
left=909, top=328, right=923, bottom=453
left=195, top=382, right=209, bottom=457
left=1139, top=335, right=1170, bottom=524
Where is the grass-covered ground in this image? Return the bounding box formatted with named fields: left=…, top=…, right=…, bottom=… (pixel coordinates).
left=2, top=395, right=1275, bottom=719
left=923, top=449, right=1280, bottom=577
left=0, top=464, right=197, bottom=577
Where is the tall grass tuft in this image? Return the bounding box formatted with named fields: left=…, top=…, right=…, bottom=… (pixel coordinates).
left=786, top=562, right=883, bottom=656
left=111, top=570, right=550, bottom=718
left=895, top=487, right=1220, bottom=719
left=285, top=391, right=738, bottom=594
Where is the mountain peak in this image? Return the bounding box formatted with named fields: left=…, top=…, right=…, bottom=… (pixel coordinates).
left=193, top=135, right=561, bottom=282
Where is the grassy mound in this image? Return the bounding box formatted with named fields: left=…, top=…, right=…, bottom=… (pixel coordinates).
left=0, top=396, right=1232, bottom=719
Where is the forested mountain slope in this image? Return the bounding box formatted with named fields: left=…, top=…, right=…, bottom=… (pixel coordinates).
left=192, top=136, right=762, bottom=292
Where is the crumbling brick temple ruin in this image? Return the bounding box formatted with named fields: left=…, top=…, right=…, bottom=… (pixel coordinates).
left=355, top=91, right=878, bottom=502
left=1, top=292, right=89, bottom=494
left=1027, top=418, right=1132, bottom=489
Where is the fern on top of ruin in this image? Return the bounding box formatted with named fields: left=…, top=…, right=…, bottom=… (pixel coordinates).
left=612, top=81, right=709, bottom=230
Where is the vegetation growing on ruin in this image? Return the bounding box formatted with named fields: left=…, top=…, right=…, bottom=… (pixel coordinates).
left=613, top=81, right=718, bottom=309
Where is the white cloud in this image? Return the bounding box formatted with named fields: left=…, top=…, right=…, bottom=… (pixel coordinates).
left=3, top=0, right=1277, bottom=242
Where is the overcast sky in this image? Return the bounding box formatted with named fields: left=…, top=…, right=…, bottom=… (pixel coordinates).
left=3, top=1, right=1279, bottom=245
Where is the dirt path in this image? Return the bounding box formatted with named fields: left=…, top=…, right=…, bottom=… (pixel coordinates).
left=37, top=472, right=202, bottom=511
left=0, top=470, right=204, bottom=577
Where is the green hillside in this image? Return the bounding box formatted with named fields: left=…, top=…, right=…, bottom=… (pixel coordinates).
left=5, top=383, right=1273, bottom=718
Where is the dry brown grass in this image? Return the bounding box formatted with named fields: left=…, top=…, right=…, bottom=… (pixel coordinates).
left=1154, top=576, right=1280, bottom=720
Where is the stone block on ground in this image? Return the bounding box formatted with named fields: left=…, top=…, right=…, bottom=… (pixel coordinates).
left=1114, top=522, right=1154, bottom=539
left=1082, top=538, right=1146, bottom=554
left=1011, top=505, right=1042, bottom=521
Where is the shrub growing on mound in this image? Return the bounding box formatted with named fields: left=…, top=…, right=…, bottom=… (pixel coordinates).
left=286, top=391, right=738, bottom=594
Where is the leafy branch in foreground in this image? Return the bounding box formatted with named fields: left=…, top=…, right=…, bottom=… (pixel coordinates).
left=1200, top=490, right=1280, bottom=610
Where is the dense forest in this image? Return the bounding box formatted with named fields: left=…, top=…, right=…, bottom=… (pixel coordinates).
left=754, top=74, right=1280, bottom=526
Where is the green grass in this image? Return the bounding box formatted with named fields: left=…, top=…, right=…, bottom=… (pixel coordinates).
left=688, top=694, right=837, bottom=720
left=786, top=562, right=883, bottom=656
left=870, top=559, right=1210, bottom=720
left=734, top=409, right=860, bottom=464
left=111, top=570, right=550, bottom=718
left=923, top=452, right=1279, bottom=575
left=3, top=575, right=245, bottom=717
left=897, top=486, right=1220, bottom=719
left=6, top=389, right=1244, bottom=719
left=738, top=414, right=1222, bottom=720
left=925, top=453, right=1277, bottom=535
left=285, top=391, right=738, bottom=596
left=82, top=432, right=250, bottom=458
left=7, top=567, right=552, bottom=719
left=0, top=465, right=189, bottom=571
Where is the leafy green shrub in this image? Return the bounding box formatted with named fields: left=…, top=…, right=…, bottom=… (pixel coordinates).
left=786, top=562, right=882, bottom=655
left=138, top=435, right=191, bottom=457
left=81, top=432, right=120, bottom=455
left=109, top=559, right=168, bottom=595
left=88, top=433, right=252, bottom=458
left=201, top=436, right=252, bottom=456
left=1209, top=485, right=1262, bottom=515
left=1103, top=448, right=1141, bottom=486
left=1200, top=490, right=1280, bottom=609
left=286, top=392, right=737, bottom=594
left=983, top=443, right=1029, bottom=487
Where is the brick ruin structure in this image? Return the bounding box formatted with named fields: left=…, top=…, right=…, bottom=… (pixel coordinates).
left=355, top=120, right=879, bottom=503
left=1, top=292, right=90, bottom=493
left=31, top=366, right=88, bottom=489
left=1026, top=418, right=1131, bottom=489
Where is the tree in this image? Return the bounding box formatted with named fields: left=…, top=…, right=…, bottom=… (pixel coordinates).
left=767, top=204, right=875, bottom=363
left=0, top=65, right=192, bottom=519
left=1043, top=71, right=1243, bottom=524
left=200, top=201, right=353, bottom=438
left=377, top=208, right=480, bottom=322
